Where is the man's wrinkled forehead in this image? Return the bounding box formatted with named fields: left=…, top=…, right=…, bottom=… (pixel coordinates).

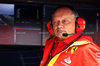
left=52, top=7, right=73, bottom=18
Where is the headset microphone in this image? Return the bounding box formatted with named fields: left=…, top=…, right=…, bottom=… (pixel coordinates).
left=62, top=32, right=82, bottom=37
left=62, top=33, right=71, bottom=37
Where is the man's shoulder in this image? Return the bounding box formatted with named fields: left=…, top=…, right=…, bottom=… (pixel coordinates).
left=77, top=35, right=100, bottom=51
left=44, top=36, right=56, bottom=46
left=80, top=35, right=93, bottom=42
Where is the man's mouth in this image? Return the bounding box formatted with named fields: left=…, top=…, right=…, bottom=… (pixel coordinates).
left=57, top=30, right=64, bottom=33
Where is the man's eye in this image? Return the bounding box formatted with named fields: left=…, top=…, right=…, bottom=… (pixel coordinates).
left=63, top=20, right=67, bottom=22
left=53, top=21, right=59, bottom=25
left=54, top=21, right=57, bottom=23
left=63, top=20, right=70, bottom=24
left=53, top=21, right=58, bottom=24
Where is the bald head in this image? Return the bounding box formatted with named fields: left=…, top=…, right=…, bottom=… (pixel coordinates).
left=52, top=6, right=79, bottom=20
left=53, top=7, right=75, bottom=20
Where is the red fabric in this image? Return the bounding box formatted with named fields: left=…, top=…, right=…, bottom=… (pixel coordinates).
left=40, top=34, right=81, bottom=66
left=51, top=34, right=81, bottom=57
left=52, top=36, right=100, bottom=66
left=40, top=35, right=100, bottom=66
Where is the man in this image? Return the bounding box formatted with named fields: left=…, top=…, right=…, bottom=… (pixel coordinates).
left=40, top=5, right=100, bottom=66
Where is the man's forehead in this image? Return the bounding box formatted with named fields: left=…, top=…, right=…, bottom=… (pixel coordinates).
left=53, top=8, right=73, bottom=17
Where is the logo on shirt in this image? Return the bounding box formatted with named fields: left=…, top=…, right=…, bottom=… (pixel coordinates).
left=95, top=51, right=100, bottom=66
left=64, top=57, right=71, bottom=64
left=61, top=57, right=71, bottom=66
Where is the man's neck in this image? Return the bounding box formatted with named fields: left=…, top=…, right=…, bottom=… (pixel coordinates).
left=57, top=35, right=72, bottom=41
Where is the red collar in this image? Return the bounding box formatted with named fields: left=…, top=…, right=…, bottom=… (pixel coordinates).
left=55, top=34, right=81, bottom=44
left=51, top=34, right=81, bottom=57
left=63, top=34, right=81, bottom=44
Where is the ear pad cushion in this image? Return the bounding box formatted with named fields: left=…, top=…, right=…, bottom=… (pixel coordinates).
left=47, top=21, right=54, bottom=35
left=76, top=17, right=86, bottom=33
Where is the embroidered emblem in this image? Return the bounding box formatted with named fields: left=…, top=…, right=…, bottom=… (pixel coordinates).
left=61, top=57, right=71, bottom=66
left=71, top=46, right=78, bottom=54
left=61, top=61, right=70, bottom=66
left=64, top=57, right=71, bottom=64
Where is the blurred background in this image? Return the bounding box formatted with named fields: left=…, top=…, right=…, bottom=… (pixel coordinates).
left=0, top=0, right=100, bottom=66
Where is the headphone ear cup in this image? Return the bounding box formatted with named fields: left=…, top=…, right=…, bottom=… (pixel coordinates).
left=47, top=21, right=54, bottom=35
left=76, top=17, right=86, bottom=33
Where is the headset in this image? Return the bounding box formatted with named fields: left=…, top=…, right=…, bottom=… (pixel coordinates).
left=47, top=17, right=86, bottom=36
left=47, top=5, right=86, bottom=36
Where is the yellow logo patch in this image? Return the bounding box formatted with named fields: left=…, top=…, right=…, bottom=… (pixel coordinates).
left=71, top=46, right=78, bottom=54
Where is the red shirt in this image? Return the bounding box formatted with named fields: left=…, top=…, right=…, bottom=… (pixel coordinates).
left=40, top=34, right=100, bottom=66
left=51, top=34, right=81, bottom=57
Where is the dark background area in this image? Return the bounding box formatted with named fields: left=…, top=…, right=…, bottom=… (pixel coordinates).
left=0, top=0, right=100, bottom=66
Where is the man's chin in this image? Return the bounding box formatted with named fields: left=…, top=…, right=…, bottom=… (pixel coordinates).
left=56, top=33, right=63, bottom=37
